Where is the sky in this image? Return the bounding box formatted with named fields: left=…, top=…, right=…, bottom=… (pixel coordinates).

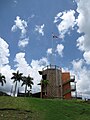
left=0, top=0, right=90, bottom=98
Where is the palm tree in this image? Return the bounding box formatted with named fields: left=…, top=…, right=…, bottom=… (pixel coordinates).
left=11, top=70, right=23, bottom=96
left=38, top=79, right=49, bottom=96
left=0, top=73, right=6, bottom=86
left=41, top=79, right=49, bottom=95
left=21, top=75, right=33, bottom=96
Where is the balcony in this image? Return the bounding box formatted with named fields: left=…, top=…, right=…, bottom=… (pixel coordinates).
left=63, top=84, right=76, bottom=95
left=63, top=89, right=71, bottom=96
left=62, top=79, right=71, bottom=85
left=62, top=76, right=75, bottom=86
left=71, top=85, right=76, bottom=91
left=70, top=75, right=75, bottom=82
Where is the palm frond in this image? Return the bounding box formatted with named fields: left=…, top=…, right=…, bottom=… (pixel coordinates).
left=0, top=73, right=6, bottom=86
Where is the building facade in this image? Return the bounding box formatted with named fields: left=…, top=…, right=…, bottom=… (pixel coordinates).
left=39, top=65, right=76, bottom=99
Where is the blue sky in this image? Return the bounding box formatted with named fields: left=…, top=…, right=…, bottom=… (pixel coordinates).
left=0, top=0, right=90, bottom=98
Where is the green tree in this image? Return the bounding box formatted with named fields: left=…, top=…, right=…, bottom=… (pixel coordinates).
left=0, top=73, right=6, bottom=86
left=38, top=79, right=49, bottom=96
left=11, top=70, right=23, bottom=96
left=21, top=75, right=33, bottom=97
left=42, top=79, right=49, bottom=95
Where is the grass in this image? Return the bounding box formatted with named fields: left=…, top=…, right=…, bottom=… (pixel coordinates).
left=0, top=96, right=90, bottom=120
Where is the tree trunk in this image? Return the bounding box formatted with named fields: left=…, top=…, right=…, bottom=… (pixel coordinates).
left=29, top=87, right=31, bottom=97
left=25, top=84, right=27, bottom=97
left=14, top=81, right=17, bottom=96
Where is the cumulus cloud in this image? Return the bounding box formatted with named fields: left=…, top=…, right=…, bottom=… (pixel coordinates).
left=11, top=16, right=27, bottom=38
left=56, top=44, right=64, bottom=57
left=14, top=52, right=30, bottom=75
left=14, top=52, right=49, bottom=93
left=0, top=37, right=49, bottom=95
left=76, top=36, right=85, bottom=51
left=31, top=57, right=49, bottom=68
left=30, top=57, right=49, bottom=93
left=76, top=0, right=90, bottom=54
left=18, top=38, right=29, bottom=48
left=0, top=37, right=14, bottom=94
left=83, top=51, right=90, bottom=64
left=35, top=24, right=45, bottom=36
left=71, top=59, right=90, bottom=98
left=54, top=12, right=62, bottom=23
left=0, top=65, right=14, bottom=94
left=72, top=59, right=84, bottom=72
left=54, top=10, right=76, bottom=39
left=71, top=0, right=90, bottom=97
left=46, top=48, right=52, bottom=55
left=0, top=37, right=10, bottom=66
left=11, top=16, right=30, bottom=48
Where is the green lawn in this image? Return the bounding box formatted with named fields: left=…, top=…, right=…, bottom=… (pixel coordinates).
left=0, top=96, right=90, bottom=120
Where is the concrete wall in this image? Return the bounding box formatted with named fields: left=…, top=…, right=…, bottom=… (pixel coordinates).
left=42, top=68, right=62, bottom=98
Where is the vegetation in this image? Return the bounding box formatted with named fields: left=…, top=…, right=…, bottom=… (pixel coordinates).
left=21, top=75, right=34, bottom=96
left=41, top=79, right=49, bottom=86
left=11, top=70, right=23, bottom=96
left=0, top=73, right=6, bottom=86
left=42, top=79, right=49, bottom=95
left=38, top=79, right=49, bottom=96
left=0, top=71, right=34, bottom=96
left=0, top=96, right=90, bottom=120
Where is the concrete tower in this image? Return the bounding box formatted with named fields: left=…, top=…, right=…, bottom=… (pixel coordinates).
left=39, top=65, right=76, bottom=99
left=39, top=65, right=62, bottom=98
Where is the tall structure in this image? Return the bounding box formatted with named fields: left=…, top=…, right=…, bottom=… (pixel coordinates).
left=38, top=65, right=76, bottom=99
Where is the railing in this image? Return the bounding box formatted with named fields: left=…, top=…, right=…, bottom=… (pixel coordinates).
left=63, top=89, right=71, bottom=96
left=70, top=75, right=75, bottom=82
left=42, top=64, right=61, bottom=71
left=63, top=86, right=76, bottom=96
left=63, top=79, right=75, bottom=86
left=71, top=85, right=76, bottom=91
left=62, top=79, right=71, bottom=85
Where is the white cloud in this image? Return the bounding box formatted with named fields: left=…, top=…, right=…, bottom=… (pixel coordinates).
left=76, top=0, right=90, bottom=72
left=35, top=24, right=45, bottom=36
left=56, top=44, right=64, bottom=57
left=0, top=37, right=10, bottom=66
left=18, top=38, right=29, bottom=48
left=83, top=51, right=90, bottom=64
left=46, top=48, right=52, bottom=55
left=73, top=0, right=90, bottom=97
left=54, top=12, right=62, bottom=23
left=76, top=36, right=85, bottom=51
left=54, top=10, right=76, bottom=39
left=76, top=0, right=90, bottom=52
left=11, top=16, right=27, bottom=38
left=74, top=0, right=90, bottom=97
left=0, top=37, right=14, bottom=94
left=0, top=65, right=14, bottom=94
left=71, top=59, right=90, bottom=98
left=0, top=40, right=49, bottom=95
left=11, top=25, right=17, bottom=32
left=14, top=52, right=30, bottom=74
left=11, top=16, right=29, bottom=48
left=27, top=14, right=35, bottom=23
left=30, top=58, right=49, bottom=93
left=14, top=52, right=49, bottom=93
left=72, top=59, right=84, bottom=72
left=14, top=52, right=41, bottom=93
left=31, top=57, right=49, bottom=69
